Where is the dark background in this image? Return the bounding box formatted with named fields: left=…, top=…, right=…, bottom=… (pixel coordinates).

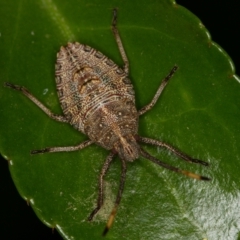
left=1, top=1, right=240, bottom=239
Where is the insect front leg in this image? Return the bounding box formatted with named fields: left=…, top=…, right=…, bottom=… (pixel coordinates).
left=111, top=8, right=129, bottom=74
left=138, top=136, right=209, bottom=166
left=138, top=65, right=178, bottom=116
left=4, top=82, right=68, bottom=123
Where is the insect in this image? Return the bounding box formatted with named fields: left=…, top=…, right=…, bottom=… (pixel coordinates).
left=5, top=8, right=210, bottom=236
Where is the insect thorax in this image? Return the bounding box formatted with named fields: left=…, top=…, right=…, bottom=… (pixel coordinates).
left=55, top=42, right=139, bottom=151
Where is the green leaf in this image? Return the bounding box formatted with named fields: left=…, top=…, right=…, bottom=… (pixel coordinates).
left=1, top=0, right=240, bottom=239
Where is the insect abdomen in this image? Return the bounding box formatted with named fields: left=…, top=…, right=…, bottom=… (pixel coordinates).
left=55, top=42, right=137, bottom=148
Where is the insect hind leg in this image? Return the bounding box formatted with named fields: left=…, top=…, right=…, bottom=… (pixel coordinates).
left=111, top=8, right=129, bottom=74
left=138, top=65, right=178, bottom=116
left=4, top=82, right=68, bottom=123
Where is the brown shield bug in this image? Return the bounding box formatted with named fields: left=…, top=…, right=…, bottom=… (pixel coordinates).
left=5, top=8, right=210, bottom=236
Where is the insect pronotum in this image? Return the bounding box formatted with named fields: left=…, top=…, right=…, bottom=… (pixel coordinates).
left=5, top=8, right=210, bottom=236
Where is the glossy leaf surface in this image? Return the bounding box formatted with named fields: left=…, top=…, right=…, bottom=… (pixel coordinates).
left=1, top=0, right=240, bottom=239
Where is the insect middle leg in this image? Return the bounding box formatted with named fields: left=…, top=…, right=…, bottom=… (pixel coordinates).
left=4, top=82, right=68, bottom=123
left=138, top=65, right=178, bottom=116
left=31, top=140, right=93, bottom=154
left=112, top=8, right=129, bottom=74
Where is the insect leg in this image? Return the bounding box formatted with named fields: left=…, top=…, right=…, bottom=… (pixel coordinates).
left=4, top=82, right=68, bottom=123
left=138, top=136, right=209, bottom=166
left=103, top=158, right=127, bottom=236
left=111, top=8, right=129, bottom=74
left=140, top=148, right=210, bottom=181
left=31, top=140, right=93, bottom=154
left=88, top=152, right=115, bottom=221
left=138, top=65, right=178, bottom=116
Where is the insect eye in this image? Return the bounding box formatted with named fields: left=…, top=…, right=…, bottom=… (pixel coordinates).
left=118, top=112, right=122, bottom=116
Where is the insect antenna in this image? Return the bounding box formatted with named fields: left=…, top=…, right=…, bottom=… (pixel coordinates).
left=103, top=158, right=127, bottom=236
left=140, top=148, right=210, bottom=181
left=88, top=152, right=115, bottom=221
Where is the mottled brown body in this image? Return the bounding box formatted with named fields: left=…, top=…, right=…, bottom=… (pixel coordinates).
left=56, top=43, right=138, bottom=153
left=5, top=8, right=210, bottom=237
